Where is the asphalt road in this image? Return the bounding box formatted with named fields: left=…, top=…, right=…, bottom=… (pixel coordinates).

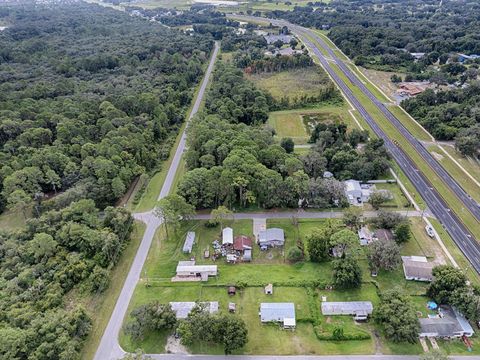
left=93, top=41, right=220, bottom=360
left=232, top=15, right=480, bottom=274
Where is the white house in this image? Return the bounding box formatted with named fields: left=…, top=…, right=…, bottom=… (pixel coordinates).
left=260, top=303, right=296, bottom=329
left=222, top=227, right=233, bottom=246
left=344, top=180, right=372, bottom=206
left=258, top=228, right=285, bottom=249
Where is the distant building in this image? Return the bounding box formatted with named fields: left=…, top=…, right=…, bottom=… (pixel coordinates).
left=321, top=301, right=373, bottom=321
left=258, top=228, right=285, bottom=249
left=358, top=226, right=373, bottom=246
left=419, top=305, right=474, bottom=338
left=260, top=302, right=296, bottom=329
left=182, top=231, right=195, bottom=253
left=222, top=227, right=233, bottom=246
left=458, top=53, right=480, bottom=63
left=410, top=52, right=425, bottom=60
left=170, top=301, right=218, bottom=319
left=401, top=256, right=435, bottom=282
left=264, top=34, right=293, bottom=45
left=323, top=171, right=334, bottom=179
left=175, top=260, right=218, bottom=282
left=344, top=180, right=372, bottom=206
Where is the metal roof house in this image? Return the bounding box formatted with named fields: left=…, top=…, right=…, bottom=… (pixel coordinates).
left=222, top=227, right=233, bottom=245
left=344, top=180, right=371, bottom=206
left=175, top=260, right=218, bottom=281
left=264, top=34, right=293, bottom=45
left=419, top=306, right=474, bottom=338
left=233, top=235, right=252, bottom=251
left=258, top=228, right=285, bottom=249
left=402, top=256, right=435, bottom=282
left=321, top=301, right=373, bottom=321
left=182, top=231, right=195, bottom=253
left=358, top=226, right=373, bottom=246
left=260, top=302, right=296, bottom=329
left=169, top=301, right=219, bottom=319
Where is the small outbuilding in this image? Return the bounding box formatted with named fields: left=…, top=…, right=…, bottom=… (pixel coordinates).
left=358, top=226, right=373, bottom=246
left=243, top=249, right=252, bottom=262
left=182, top=231, right=195, bottom=254
left=229, top=302, right=236, bottom=313
left=265, top=283, right=273, bottom=295
left=222, top=227, right=233, bottom=246
left=228, top=286, right=236, bottom=296
left=233, top=235, right=253, bottom=251
left=402, top=256, right=435, bottom=282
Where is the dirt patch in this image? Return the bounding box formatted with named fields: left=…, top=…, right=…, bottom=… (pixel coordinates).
left=325, top=316, right=332, bottom=324
left=431, top=151, right=444, bottom=161
left=165, top=335, right=189, bottom=354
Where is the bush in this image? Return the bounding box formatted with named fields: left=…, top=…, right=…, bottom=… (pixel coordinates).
left=287, top=247, right=303, bottom=263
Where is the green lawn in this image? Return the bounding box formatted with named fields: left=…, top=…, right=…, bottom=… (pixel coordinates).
left=441, top=145, right=480, bottom=184
left=428, top=144, right=480, bottom=204
left=0, top=208, right=29, bottom=230
left=247, top=66, right=330, bottom=101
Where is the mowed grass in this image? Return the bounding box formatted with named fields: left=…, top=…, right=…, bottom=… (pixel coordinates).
left=428, top=144, right=480, bottom=203
left=247, top=66, right=330, bottom=101
left=441, top=145, right=480, bottom=184
left=268, top=110, right=308, bottom=143
left=0, top=208, right=29, bottom=230
left=80, top=221, right=146, bottom=360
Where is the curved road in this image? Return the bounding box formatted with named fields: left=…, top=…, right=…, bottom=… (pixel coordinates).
left=93, top=41, right=220, bottom=360
left=233, top=15, right=480, bottom=274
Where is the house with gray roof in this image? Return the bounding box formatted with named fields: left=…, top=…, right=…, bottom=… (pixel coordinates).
left=258, top=228, right=285, bottom=249
left=344, top=179, right=372, bottom=206
left=321, top=301, right=373, bottom=321
left=260, top=302, right=296, bottom=329
left=402, top=256, right=435, bottom=282
left=419, top=305, right=474, bottom=338
left=170, top=301, right=219, bottom=319
left=264, top=34, right=293, bottom=45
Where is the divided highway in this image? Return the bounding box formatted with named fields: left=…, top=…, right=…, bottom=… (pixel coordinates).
left=235, top=16, right=480, bottom=274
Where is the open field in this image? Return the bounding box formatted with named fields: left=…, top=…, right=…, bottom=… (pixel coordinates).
left=441, top=145, right=480, bottom=184
left=0, top=208, right=29, bottom=230
left=80, top=221, right=146, bottom=360
left=247, top=67, right=330, bottom=101
left=360, top=67, right=404, bottom=100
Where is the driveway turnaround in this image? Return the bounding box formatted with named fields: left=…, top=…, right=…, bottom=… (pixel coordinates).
left=93, top=41, right=220, bottom=360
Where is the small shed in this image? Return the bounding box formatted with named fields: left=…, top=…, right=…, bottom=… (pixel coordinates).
left=204, top=249, right=210, bottom=258
left=243, top=249, right=252, bottom=262
left=265, top=283, right=273, bottom=295
left=228, top=286, right=236, bottom=296
left=222, top=227, right=233, bottom=246
left=229, top=302, right=236, bottom=313
left=182, top=231, right=195, bottom=253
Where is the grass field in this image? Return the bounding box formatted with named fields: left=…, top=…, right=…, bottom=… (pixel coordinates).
left=441, top=145, right=480, bottom=184
left=428, top=144, right=480, bottom=204
left=247, top=67, right=330, bottom=101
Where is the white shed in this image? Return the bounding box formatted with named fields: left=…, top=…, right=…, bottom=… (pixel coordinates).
left=222, top=227, right=233, bottom=245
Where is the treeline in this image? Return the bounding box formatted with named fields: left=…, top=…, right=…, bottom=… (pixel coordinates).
left=0, top=2, right=212, bottom=214
left=240, top=52, right=312, bottom=73
left=402, top=82, right=480, bottom=157
left=0, top=200, right=133, bottom=359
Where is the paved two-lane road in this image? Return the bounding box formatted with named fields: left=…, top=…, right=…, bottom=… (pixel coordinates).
left=93, top=41, right=220, bottom=360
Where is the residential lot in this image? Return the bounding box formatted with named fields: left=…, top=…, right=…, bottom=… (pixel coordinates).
left=120, top=216, right=480, bottom=355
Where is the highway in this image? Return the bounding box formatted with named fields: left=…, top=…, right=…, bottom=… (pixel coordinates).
left=234, top=16, right=480, bottom=274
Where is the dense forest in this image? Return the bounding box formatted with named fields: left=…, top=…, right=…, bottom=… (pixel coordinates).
left=0, top=2, right=212, bottom=359
left=0, top=1, right=212, bottom=215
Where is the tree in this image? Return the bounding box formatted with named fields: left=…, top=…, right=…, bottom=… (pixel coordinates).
left=329, top=229, right=359, bottom=258
left=394, top=222, right=411, bottom=243
left=280, top=138, right=295, bottom=154
left=420, top=350, right=450, bottom=360
left=450, top=289, right=480, bottom=323
left=28, top=233, right=58, bottom=261
left=7, top=189, right=32, bottom=219
left=427, top=265, right=468, bottom=304
left=374, top=288, right=420, bottom=343
left=121, top=349, right=152, bottom=360
left=287, top=247, right=303, bottom=263
left=390, top=74, right=402, bottom=83
left=306, top=222, right=338, bottom=262
left=218, top=314, right=248, bottom=354
left=372, top=211, right=404, bottom=229
left=367, top=239, right=400, bottom=272
left=368, top=191, right=388, bottom=210
left=332, top=256, right=362, bottom=289
left=154, top=194, right=195, bottom=236
left=210, top=205, right=233, bottom=229
left=343, top=206, right=362, bottom=229
left=124, top=302, right=177, bottom=341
